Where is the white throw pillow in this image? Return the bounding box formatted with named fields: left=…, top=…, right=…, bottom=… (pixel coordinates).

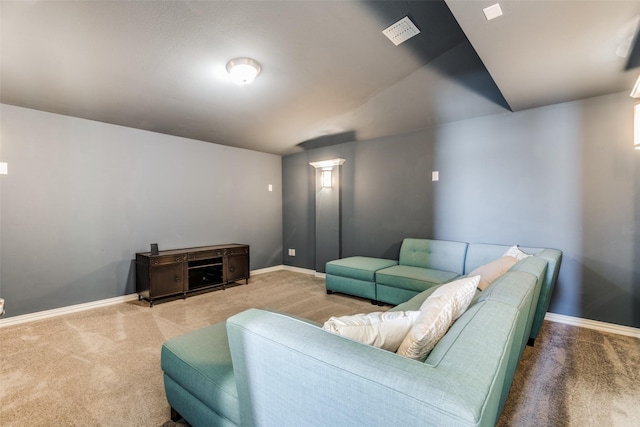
left=323, top=310, right=421, bottom=352
left=396, top=275, right=480, bottom=361
left=503, top=245, right=531, bottom=261
left=469, top=256, right=519, bottom=291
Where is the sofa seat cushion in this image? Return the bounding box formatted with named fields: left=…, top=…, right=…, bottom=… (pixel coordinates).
left=376, top=265, right=459, bottom=293
left=326, top=256, right=398, bottom=282
left=161, top=322, right=240, bottom=425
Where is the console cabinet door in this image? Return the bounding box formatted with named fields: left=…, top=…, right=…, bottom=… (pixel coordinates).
left=226, top=254, right=249, bottom=283
left=150, top=262, right=184, bottom=299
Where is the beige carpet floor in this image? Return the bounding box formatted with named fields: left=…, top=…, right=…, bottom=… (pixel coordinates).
left=1, top=270, right=638, bottom=426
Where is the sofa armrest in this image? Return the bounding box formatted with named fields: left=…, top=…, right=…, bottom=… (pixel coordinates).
left=227, top=306, right=519, bottom=427
left=528, top=249, right=562, bottom=340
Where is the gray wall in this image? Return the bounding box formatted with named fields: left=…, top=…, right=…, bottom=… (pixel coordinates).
left=0, top=104, right=282, bottom=317
left=283, top=130, right=435, bottom=266
left=282, top=91, right=640, bottom=329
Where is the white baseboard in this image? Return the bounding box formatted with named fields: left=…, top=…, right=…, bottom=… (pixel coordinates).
left=281, top=265, right=318, bottom=275
left=251, top=265, right=317, bottom=276
left=545, top=312, right=640, bottom=339
left=250, top=265, right=286, bottom=275
left=0, top=265, right=318, bottom=328
left=7, top=267, right=636, bottom=340
left=0, top=294, right=140, bottom=328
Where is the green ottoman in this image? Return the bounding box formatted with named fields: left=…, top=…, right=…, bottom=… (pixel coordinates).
left=325, top=256, right=398, bottom=303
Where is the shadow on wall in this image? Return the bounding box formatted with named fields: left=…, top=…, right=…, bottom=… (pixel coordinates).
left=580, top=262, right=636, bottom=326
left=580, top=95, right=639, bottom=328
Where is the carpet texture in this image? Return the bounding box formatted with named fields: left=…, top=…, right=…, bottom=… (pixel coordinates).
left=1, top=270, right=638, bottom=426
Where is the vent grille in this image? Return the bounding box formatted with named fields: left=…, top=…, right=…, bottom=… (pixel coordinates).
left=382, top=16, right=420, bottom=46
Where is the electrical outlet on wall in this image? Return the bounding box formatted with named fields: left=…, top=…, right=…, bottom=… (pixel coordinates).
left=288, top=249, right=296, bottom=256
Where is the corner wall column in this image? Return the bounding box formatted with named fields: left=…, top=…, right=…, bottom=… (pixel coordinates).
left=310, top=159, right=345, bottom=273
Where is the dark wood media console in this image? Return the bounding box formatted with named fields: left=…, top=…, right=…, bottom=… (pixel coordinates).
left=136, top=243, right=249, bottom=306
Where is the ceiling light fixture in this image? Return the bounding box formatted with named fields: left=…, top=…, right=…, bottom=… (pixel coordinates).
left=226, top=57, right=261, bottom=85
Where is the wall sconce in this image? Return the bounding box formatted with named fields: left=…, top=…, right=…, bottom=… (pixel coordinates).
left=321, top=169, right=332, bottom=188
left=635, top=104, right=640, bottom=150
left=310, top=158, right=346, bottom=189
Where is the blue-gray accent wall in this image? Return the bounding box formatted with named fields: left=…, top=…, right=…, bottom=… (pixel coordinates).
left=0, top=104, right=283, bottom=318
left=282, top=91, right=640, bottom=329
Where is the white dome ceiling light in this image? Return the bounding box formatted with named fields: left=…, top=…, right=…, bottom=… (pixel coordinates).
left=226, top=57, right=261, bottom=85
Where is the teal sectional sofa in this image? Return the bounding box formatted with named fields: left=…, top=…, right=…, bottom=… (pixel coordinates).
left=326, top=238, right=562, bottom=344
left=160, top=239, right=561, bottom=427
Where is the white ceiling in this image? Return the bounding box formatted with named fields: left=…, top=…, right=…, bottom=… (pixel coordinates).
left=2, top=1, right=639, bottom=155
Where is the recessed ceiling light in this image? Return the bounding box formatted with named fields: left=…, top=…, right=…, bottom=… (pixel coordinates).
left=483, top=3, right=503, bottom=21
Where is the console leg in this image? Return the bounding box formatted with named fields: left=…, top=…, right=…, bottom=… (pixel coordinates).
left=170, top=407, right=182, bottom=422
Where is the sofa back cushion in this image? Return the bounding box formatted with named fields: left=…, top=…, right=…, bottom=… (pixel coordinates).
left=465, top=243, right=553, bottom=274
left=465, top=243, right=562, bottom=342
left=464, top=243, right=514, bottom=274
left=399, top=238, right=468, bottom=274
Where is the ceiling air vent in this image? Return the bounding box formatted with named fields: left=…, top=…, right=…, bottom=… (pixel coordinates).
left=382, top=16, right=420, bottom=46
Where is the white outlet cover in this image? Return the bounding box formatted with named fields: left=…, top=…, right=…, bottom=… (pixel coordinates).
left=432, top=171, right=439, bottom=181
left=268, top=184, right=273, bottom=192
